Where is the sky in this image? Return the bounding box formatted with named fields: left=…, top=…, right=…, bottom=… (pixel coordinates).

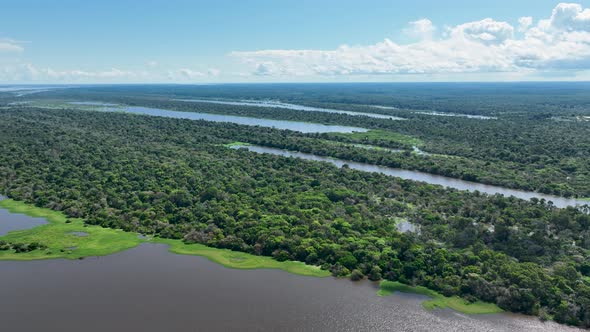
left=1, top=0, right=590, bottom=83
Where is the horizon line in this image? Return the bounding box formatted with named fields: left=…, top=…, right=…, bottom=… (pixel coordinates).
left=2, top=80, right=590, bottom=86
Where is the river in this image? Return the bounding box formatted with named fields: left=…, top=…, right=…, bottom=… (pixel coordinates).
left=174, top=99, right=406, bottom=120
left=72, top=103, right=369, bottom=134
left=231, top=145, right=588, bottom=209
left=0, top=207, right=581, bottom=332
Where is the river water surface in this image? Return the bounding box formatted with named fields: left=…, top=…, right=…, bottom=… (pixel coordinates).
left=232, top=145, right=588, bottom=209
left=91, top=104, right=369, bottom=133
left=0, top=208, right=583, bottom=332
left=174, top=98, right=406, bottom=120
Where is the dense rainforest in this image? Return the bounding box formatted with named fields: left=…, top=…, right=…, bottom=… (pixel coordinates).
left=25, top=84, right=590, bottom=197
left=1, top=107, right=590, bottom=327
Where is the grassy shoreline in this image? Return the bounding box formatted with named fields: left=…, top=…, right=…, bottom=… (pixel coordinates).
left=0, top=199, right=328, bottom=277
left=0, top=199, right=141, bottom=260
left=153, top=238, right=328, bottom=277
left=0, top=199, right=502, bottom=314
left=378, top=280, right=503, bottom=315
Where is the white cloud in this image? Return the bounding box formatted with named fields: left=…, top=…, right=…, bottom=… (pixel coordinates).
left=450, top=18, right=514, bottom=44
left=403, top=19, right=436, bottom=40
left=179, top=68, right=205, bottom=79
left=207, top=68, right=221, bottom=76
left=518, top=17, right=533, bottom=32
left=0, top=62, right=222, bottom=83
left=231, top=3, right=590, bottom=77
left=0, top=39, right=24, bottom=53
left=166, top=68, right=221, bottom=81
left=0, top=63, right=138, bottom=82
left=543, top=2, right=590, bottom=31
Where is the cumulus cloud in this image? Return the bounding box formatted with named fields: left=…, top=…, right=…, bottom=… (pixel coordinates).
left=231, top=3, right=590, bottom=77
left=518, top=17, right=533, bottom=32
left=450, top=18, right=514, bottom=44
left=404, top=19, right=436, bottom=40
left=542, top=2, right=590, bottom=31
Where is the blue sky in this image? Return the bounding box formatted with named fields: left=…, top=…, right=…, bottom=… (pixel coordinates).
left=1, top=0, right=590, bottom=83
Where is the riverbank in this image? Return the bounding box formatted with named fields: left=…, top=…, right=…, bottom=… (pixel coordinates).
left=230, top=144, right=588, bottom=209
left=27, top=100, right=369, bottom=134
left=0, top=199, right=513, bottom=316
left=0, top=199, right=142, bottom=260
left=154, top=238, right=328, bottom=277
left=0, top=199, right=328, bottom=277
left=378, top=281, right=503, bottom=314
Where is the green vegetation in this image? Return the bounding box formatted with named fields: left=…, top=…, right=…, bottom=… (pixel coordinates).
left=2, top=83, right=590, bottom=328
left=223, top=141, right=251, bottom=148
left=20, top=84, right=590, bottom=197
left=154, top=238, right=328, bottom=277
left=378, top=281, right=503, bottom=314
left=0, top=199, right=328, bottom=276
left=26, top=100, right=114, bottom=111
left=0, top=199, right=141, bottom=260
left=327, top=130, right=424, bottom=148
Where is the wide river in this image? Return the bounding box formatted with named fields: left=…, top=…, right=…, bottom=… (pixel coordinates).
left=0, top=208, right=581, bottom=332
left=83, top=103, right=369, bottom=134
left=174, top=98, right=406, bottom=120
left=232, top=145, right=589, bottom=209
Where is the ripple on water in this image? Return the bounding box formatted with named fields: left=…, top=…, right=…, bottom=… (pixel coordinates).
left=0, top=243, right=582, bottom=332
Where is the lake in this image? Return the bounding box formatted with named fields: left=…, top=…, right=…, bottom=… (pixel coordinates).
left=0, top=198, right=47, bottom=236
left=231, top=145, right=588, bottom=209
left=0, top=206, right=581, bottom=332
left=174, top=98, right=406, bottom=120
